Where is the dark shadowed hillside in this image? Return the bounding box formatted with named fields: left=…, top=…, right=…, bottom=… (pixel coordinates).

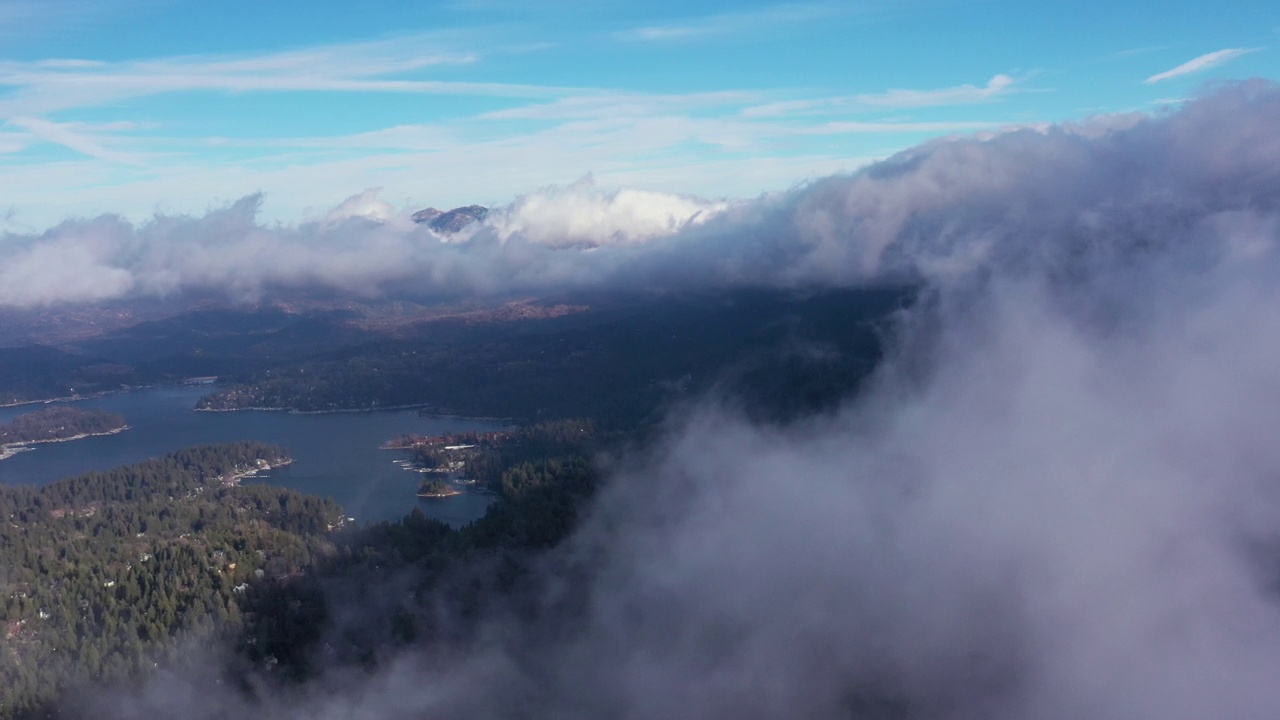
left=196, top=287, right=912, bottom=423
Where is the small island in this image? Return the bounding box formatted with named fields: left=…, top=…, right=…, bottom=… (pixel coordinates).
left=387, top=430, right=511, bottom=499
left=416, top=478, right=461, bottom=498
left=384, top=420, right=595, bottom=502
left=0, top=406, right=128, bottom=459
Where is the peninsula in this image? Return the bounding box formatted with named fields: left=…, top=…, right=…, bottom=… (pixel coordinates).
left=0, top=406, right=128, bottom=459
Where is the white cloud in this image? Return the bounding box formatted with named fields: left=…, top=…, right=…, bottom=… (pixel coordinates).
left=857, top=74, right=1016, bottom=108
left=480, top=91, right=759, bottom=121
left=739, top=98, right=829, bottom=119
left=33, top=58, right=105, bottom=68
left=0, top=36, right=594, bottom=168
left=808, top=119, right=1000, bottom=134
left=615, top=2, right=841, bottom=42
left=625, top=25, right=705, bottom=41
left=482, top=177, right=730, bottom=247
left=0, top=36, right=569, bottom=119
left=741, top=74, right=1019, bottom=118
left=0, top=129, right=31, bottom=153
left=5, top=116, right=144, bottom=164
left=1144, top=47, right=1260, bottom=84
left=0, top=223, right=136, bottom=305
left=324, top=188, right=404, bottom=226
left=0, top=0, right=114, bottom=38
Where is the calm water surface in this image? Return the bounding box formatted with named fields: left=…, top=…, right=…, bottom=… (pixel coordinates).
left=0, top=386, right=505, bottom=526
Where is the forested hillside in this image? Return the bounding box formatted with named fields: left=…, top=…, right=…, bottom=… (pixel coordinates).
left=0, top=424, right=603, bottom=719
left=235, top=434, right=600, bottom=685
left=197, top=288, right=907, bottom=423
left=0, top=443, right=341, bottom=717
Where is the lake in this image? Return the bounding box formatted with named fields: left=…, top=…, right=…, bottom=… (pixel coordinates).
left=0, top=386, right=506, bottom=526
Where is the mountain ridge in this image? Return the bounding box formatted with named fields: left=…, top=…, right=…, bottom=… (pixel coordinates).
left=411, top=204, right=488, bottom=233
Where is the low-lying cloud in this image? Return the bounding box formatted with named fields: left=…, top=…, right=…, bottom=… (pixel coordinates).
left=3, top=80, right=1280, bottom=309
left=553, top=265, right=1280, bottom=719
left=72, top=79, right=1280, bottom=718
left=480, top=177, right=729, bottom=248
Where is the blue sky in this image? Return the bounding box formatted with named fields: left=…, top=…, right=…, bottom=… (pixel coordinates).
left=0, top=0, right=1276, bottom=230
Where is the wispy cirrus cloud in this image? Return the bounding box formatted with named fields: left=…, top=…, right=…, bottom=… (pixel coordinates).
left=0, top=129, right=30, bottom=153
left=33, top=58, right=105, bottom=69
left=742, top=74, right=1019, bottom=118
left=809, top=119, right=1001, bottom=134
left=0, top=24, right=1026, bottom=231
left=1110, top=45, right=1168, bottom=59
left=0, top=34, right=567, bottom=119
left=616, top=2, right=841, bottom=42
left=1144, top=47, right=1260, bottom=83
left=480, top=90, right=762, bottom=121
left=0, top=38, right=576, bottom=172
left=857, top=73, right=1017, bottom=107
left=0, top=0, right=110, bottom=36
left=0, top=0, right=170, bottom=54
left=5, top=116, right=145, bottom=164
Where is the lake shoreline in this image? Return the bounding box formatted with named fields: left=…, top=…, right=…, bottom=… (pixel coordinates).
left=0, top=384, right=501, bottom=526
left=1, top=393, right=107, bottom=409
left=0, top=425, right=131, bottom=461
left=0, top=446, right=34, bottom=461
left=197, top=404, right=519, bottom=423
left=196, top=404, right=432, bottom=414
left=4, top=391, right=515, bottom=425
left=0, top=382, right=225, bottom=411
left=220, top=458, right=295, bottom=486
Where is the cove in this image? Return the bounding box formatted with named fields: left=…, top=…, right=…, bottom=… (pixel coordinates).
left=0, top=386, right=505, bottom=526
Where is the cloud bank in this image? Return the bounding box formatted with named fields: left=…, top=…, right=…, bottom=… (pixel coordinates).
left=480, top=178, right=730, bottom=248
left=4, top=80, right=1280, bottom=310
left=62, top=79, right=1280, bottom=719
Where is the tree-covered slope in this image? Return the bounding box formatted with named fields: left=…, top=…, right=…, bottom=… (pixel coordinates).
left=0, top=443, right=342, bottom=717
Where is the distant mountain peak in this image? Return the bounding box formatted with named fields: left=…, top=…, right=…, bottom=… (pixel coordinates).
left=411, top=207, right=442, bottom=224
left=412, top=205, right=488, bottom=233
